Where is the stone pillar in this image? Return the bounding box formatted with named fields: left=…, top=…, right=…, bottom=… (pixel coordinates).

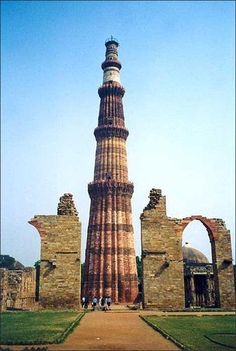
left=190, top=275, right=196, bottom=306
left=84, top=38, right=138, bottom=303
left=209, top=276, right=215, bottom=306
left=212, top=220, right=235, bottom=309
left=205, top=274, right=211, bottom=306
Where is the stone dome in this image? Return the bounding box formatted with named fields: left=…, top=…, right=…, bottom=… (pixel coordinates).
left=182, top=244, right=209, bottom=264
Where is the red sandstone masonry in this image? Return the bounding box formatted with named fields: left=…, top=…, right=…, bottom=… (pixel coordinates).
left=84, top=39, right=138, bottom=303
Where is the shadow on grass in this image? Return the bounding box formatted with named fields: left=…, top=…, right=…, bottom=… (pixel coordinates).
left=204, top=333, right=236, bottom=349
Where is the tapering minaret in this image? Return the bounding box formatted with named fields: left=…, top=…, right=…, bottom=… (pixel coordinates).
left=84, top=37, right=138, bottom=303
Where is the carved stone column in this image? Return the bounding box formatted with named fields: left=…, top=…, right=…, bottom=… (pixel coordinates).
left=84, top=38, right=138, bottom=303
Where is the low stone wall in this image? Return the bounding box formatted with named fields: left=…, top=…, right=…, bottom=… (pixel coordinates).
left=0, top=267, right=36, bottom=311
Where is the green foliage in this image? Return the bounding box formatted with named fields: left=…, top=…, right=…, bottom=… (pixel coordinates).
left=0, top=255, right=15, bottom=269
left=143, top=315, right=236, bottom=351
left=34, top=260, right=40, bottom=268
left=81, top=262, right=85, bottom=288
left=0, top=255, right=21, bottom=269
left=136, top=256, right=142, bottom=281
left=0, top=311, right=84, bottom=345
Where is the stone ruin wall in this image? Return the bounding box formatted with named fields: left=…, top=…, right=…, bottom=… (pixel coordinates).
left=141, top=189, right=185, bottom=310
left=141, top=188, right=235, bottom=310
left=29, top=193, right=81, bottom=309
left=0, top=268, right=36, bottom=311
left=2, top=189, right=234, bottom=311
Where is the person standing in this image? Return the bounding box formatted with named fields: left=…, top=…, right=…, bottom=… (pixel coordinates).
left=92, top=296, right=97, bottom=311
left=107, top=296, right=112, bottom=310
left=84, top=296, right=89, bottom=310
left=81, top=296, right=85, bottom=308
left=104, top=296, right=108, bottom=312
left=98, top=296, right=102, bottom=310
left=101, top=296, right=105, bottom=310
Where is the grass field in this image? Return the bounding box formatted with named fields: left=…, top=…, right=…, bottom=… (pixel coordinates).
left=142, top=315, right=236, bottom=351
left=0, top=310, right=84, bottom=345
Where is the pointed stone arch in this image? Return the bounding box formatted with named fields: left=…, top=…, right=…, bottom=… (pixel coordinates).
left=182, top=219, right=214, bottom=308
left=180, top=215, right=234, bottom=308
left=141, top=189, right=235, bottom=310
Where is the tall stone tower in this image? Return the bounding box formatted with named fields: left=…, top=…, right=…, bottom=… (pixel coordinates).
left=84, top=37, right=138, bottom=303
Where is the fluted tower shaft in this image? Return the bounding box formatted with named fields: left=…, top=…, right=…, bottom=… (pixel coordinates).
left=84, top=38, right=138, bottom=303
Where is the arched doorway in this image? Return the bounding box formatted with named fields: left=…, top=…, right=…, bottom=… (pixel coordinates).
left=182, top=220, right=216, bottom=308
left=141, top=189, right=235, bottom=310
left=181, top=216, right=221, bottom=308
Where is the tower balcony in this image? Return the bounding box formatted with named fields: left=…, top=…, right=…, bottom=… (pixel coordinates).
left=94, top=125, right=129, bottom=141
left=88, top=180, right=134, bottom=198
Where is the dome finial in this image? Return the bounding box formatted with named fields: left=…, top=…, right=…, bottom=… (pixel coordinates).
left=105, top=36, right=119, bottom=47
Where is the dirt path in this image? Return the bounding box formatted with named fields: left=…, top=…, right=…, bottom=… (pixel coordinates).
left=47, top=311, right=179, bottom=351
left=4, top=310, right=234, bottom=351
left=5, top=311, right=180, bottom=351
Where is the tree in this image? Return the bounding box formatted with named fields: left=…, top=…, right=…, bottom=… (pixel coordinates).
left=0, top=254, right=24, bottom=270
left=34, top=260, right=40, bottom=268
left=81, top=262, right=85, bottom=290
left=136, top=256, right=142, bottom=282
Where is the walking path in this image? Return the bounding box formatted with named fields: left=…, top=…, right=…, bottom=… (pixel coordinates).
left=51, top=311, right=180, bottom=350
left=5, top=308, right=234, bottom=351
left=8, top=310, right=180, bottom=351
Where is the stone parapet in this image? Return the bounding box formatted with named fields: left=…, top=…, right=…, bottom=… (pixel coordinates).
left=98, top=82, right=125, bottom=98
left=94, top=126, right=129, bottom=141
left=88, top=181, right=134, bottom=198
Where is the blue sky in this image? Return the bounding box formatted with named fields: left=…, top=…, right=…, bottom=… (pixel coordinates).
left=1, top=1, right=235, bottom=266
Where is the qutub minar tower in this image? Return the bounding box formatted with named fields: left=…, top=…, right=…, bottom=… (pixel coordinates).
left=84, top=37, right=139, bottom=303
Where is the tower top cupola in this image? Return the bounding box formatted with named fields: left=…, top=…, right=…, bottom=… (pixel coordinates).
left=102, top=36, right=122, bottom=84
left=105, top=36, right=119, bottom=47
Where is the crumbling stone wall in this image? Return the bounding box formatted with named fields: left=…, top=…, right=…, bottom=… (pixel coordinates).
left=0, top=269, right=7, bottom=310
left=141, top=189, right=235, bottom=310
left=57, top=193, right=78, bottom=216
left=0, top=268, right=36, bottom=311
left=29, top=194, right=81, bottom=309
left=141, top=189, right=185, bottom=310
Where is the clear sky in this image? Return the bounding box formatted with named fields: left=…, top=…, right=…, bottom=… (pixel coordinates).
left=2, top=1, right=235, bottom=266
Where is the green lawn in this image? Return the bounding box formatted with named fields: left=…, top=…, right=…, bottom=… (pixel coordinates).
left=0, top=311, right=84, bottom=345
left=142, top=315, right=236, bottom=351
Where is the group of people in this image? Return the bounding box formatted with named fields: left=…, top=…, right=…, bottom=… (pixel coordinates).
left=81, top=296, right=112, bottom=311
